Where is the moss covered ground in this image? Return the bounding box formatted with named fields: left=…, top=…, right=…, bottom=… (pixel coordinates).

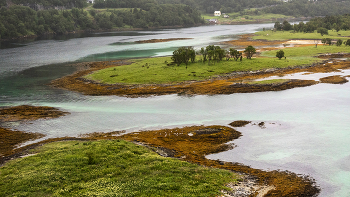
left=0, top=140, right=239, bottom=197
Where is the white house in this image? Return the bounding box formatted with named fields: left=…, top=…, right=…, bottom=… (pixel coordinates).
left=214, top=11, right=221, bottom=16
left=87, top=0, right=94, bottom=3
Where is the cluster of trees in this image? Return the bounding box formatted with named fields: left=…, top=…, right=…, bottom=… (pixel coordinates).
left=263, top=0, right=350, bottom=17
left=0, top=4, right=203, bottom=39
left=321, top=38, right=350, bottom=46
left=171, top=47, right=196, bottom=67
left=171, top=45, right=258, bottom=67
left=274, top=14, right=350, bottom=34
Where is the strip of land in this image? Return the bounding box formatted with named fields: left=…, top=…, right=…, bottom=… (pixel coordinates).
left=135, top=38, right=193, bottom=43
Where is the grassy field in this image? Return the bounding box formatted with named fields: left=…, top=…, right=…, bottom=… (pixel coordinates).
left=0, top=140, right=238, bottom=197
left=202, top=12, right=289, bottom=23
left=85, top=56, right=318, bottom=84
left=254, top=30, right=350, bottom=41
left=261, top=45, right=350, bottom=57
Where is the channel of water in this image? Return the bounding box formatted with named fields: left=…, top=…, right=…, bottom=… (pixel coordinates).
left=0, top=24, right=349, bottom=196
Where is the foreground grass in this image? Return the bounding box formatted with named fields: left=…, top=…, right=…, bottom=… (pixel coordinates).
left=254, top=30, right=350, bottom=41
left=0, top=140, right=238, bottom=197
left=85, top=56, right=318, bottom=84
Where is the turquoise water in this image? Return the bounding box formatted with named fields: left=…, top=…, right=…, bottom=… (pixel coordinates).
left=0, top=24, right=349, bottom=196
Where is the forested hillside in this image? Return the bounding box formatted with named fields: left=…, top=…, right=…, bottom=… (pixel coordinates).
left=0, top=0, right=86, bottom=9
left=263, top=0, right=350, bottom=17
left=0, top=4, right=203, bottom=39
left=94, top=0, right=281, bottom=14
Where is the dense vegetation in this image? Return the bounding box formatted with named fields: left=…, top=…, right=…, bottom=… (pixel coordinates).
left=92, top=0, right=281, bottom=14
left=0, top=4, right=203, bottom=39
left=263, top=0, right=350, bottom=17
left=0, top=140, right=238, bottom=196
left=273, top=14, right=350, bottom=34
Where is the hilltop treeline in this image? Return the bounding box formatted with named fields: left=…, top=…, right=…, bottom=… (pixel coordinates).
left=0, top=0, right=86, bottom=9
left=0, top=4, right=203, bottom=39
left=275, top=14, right=350, bottom=33
left=94, top=0, right=281, bottom=14
left=263, top=0, right=350, bottom=17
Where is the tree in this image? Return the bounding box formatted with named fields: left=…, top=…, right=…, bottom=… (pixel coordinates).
left=326, top=38, right=332, bottom=45
left=171, top=47, right=195, bottom=68
left=321, top=38, right=327, bottom=45
left=214, top=46, right=225, bottom=62
left=244, top=45, right=256, bottom=59
left=274, top=21, right=282, bottom=31
left=282, top=20, right=292, bottom=31
left=336, top=39, right=342, bottom=46
left=345, top=39, right=350, bottom=46
left=199, top=47, right=207, bottom=62
left=229, top=48, right=241, bottom=61
left=276, top=50, right=285, bottom=60
left=317, top=27, right=328, bottom=36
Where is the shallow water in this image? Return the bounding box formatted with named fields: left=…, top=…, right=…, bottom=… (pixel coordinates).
left=0, top=24, right=349, bottom=197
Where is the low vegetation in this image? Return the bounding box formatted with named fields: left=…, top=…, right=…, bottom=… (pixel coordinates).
left=0, top=140, right=239, bottom=196
left=255, top=29, right=350, bottom=41
left=261, top=45, right=350, bottom=58
left=246, top=79, right=291, bottom=85
left=85, top=55, right=318, bottom=84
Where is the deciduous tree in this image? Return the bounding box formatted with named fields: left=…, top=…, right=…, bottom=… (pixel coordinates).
left=276, top=50, right=285, bottom=60
left=244, top=45, right=256, bottom=59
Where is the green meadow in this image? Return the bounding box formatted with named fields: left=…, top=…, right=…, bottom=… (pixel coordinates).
left=0, top=140, right=238, bottom=197
left=261, top=45, right=350, bottom=57
left=254, top=30, right=350, bottom=41
left=85, top=56, right=318, bottom=84
left=202, top=11, right=288, bottom=23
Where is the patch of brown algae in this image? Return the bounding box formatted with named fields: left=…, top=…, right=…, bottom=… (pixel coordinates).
left=319, top=75, right=349, bottom=84
left=0, top=105, right=69, bottom=122
left=0, top=105, right=69, bottom=163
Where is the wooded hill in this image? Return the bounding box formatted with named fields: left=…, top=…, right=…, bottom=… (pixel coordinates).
left=0, top=4, right=203, bottom=39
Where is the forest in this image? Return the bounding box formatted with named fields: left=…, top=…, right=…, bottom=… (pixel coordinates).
left=2, top=0, right=350, bottom=39
left=274, top=14, right=350, bottom=33
left=0, top=4, right=203, bottom=39
left=263, top=0, right=350, bottom=17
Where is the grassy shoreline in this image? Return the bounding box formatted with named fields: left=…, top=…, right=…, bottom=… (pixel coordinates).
left=0, top=139, right=240, bottom=196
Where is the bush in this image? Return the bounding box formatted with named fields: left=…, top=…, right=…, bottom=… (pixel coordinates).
left=276, top=50, right=285, bottom=60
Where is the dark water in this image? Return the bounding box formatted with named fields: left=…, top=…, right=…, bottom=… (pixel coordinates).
left=0, top=24, right=349, bottom=197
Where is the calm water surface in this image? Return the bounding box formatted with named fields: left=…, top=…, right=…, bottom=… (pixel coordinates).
left=0, top=24, right=349, bottom=197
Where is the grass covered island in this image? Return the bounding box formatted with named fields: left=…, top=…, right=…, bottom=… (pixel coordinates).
left=52, top=31, right=350, bottom=97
